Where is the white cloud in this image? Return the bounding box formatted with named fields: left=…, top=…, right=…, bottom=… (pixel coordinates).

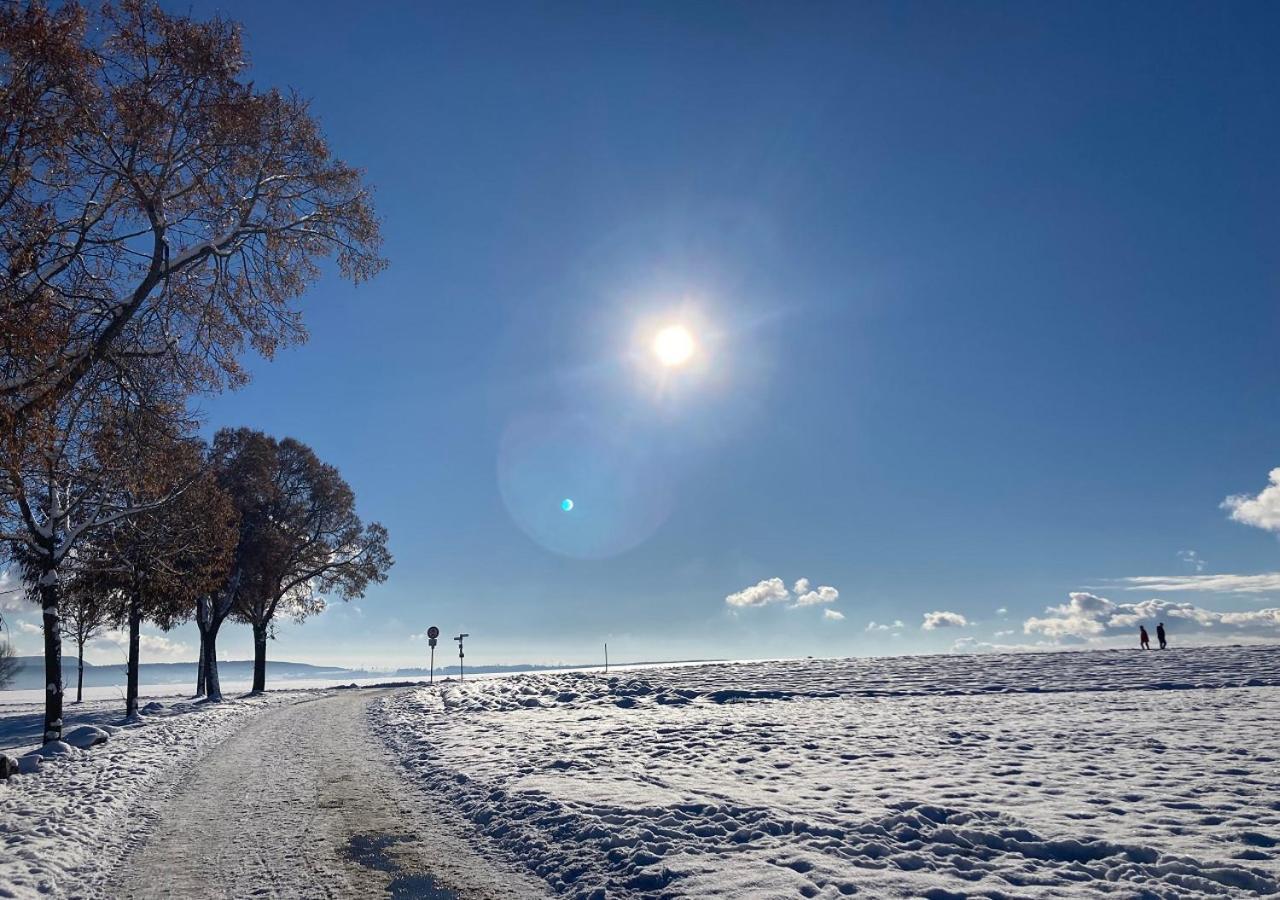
left=726, top=577, right=841, bottom=610
left=793, top=585, right=839, bottom=607
left=951, top=636, right=1047, bottom=654
left=922, top=610, right=968, bottom=630
left=0, top=570, right=29, bottom=612
left=1023, top=592, right=1280, bottom=642
left=865, top=620, right=904, bottom=632
left=1119, top=573, right=1280, bottom=594
left=952, top=637, right=997, bottom=653
left=994, top=629, right=1015, bottom=637
left=1222, top=468, right=1280, bottom=532
left=996, top=607, right=1008, bottom=616
left=16, top=621, right=41, bottom=635
left=1178, top=550, right=1206, bottom=573
left=725, top=577, right=791, bottom=608
left=1024, top=592, right=1111, bottom=638
left=823, top=609, right=845, bottom=621
left=93, top=629, right=191, bottom=662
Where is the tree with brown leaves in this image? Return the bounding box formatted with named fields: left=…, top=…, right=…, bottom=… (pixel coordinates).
left=0, top=0, right=385, bottom=741
left=214, top=428, right=391, bottom=695
left=0, top=1, right=385, bottom=435
left=75, top=441, right=236, bottom=718
left=0, top=376, right=194, bottom=740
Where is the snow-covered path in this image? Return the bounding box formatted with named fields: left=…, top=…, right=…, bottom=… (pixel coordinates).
left=108, top=689, right=546, bottom=900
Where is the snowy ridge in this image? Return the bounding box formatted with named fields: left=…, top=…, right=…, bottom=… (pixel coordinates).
left=0, top=692, right=313, bottom=899
left=375, top=646, right=1280, bottom=898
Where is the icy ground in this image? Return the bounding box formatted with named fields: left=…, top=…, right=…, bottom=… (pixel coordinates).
left=0, top=692, right=306, bottom=897
left=374, top=645, right=1280, bottom=899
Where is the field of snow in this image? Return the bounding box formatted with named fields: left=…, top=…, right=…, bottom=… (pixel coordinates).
left=0, top=691, right=312, bottom=898
left=375, top=645, right=1280, bottom=899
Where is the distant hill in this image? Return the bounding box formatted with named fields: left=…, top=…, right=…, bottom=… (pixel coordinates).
left=396, top=663, right=598, bottom=677
left=3, top=655, right=720, bottom=692
left=12, top=655, right=95, bottom=668
left=4, top=657, right=352, bottom=692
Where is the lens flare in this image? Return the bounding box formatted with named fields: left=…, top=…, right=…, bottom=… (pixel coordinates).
left=498, top=413, right=674, bottom=559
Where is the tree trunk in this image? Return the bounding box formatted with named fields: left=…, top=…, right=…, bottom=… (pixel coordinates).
left=251, top=622, right=268, bottom=694
left=76, top=642, right=84, bottom=704
left=125, top=592, right=142, bottom=720
left=195, top=627, right=207, bottom=697
left=204, top=619, right=223, bottom=702
left=39, top=568, right=64, bottom=744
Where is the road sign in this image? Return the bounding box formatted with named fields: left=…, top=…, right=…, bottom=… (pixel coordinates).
left=427, top=626, right=439, bottom=639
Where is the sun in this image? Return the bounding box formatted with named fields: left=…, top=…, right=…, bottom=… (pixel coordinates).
left=653, top=325, right=695, bottom=367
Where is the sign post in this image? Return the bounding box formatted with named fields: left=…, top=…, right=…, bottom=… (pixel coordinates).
left=427, top=626, right=439, bottom=684
left=455, top=633, right=469, bottom=683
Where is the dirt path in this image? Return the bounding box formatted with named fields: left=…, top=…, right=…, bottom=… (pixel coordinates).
left=108, top=689, right=548, bottom=900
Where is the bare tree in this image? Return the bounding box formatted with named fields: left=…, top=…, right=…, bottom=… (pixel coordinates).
left=217, top=429, right=391, bottom=694
left=59, top=571, right=110, bottom=703
left=0, top=1, right=385, bottom=433
left=0, top=638, right=19, bottom=690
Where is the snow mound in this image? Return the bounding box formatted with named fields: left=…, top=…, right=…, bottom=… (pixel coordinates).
left=28, top=740, right=74, bottom=758
left=63, top=725, right=110, bottom=749
left=375, top=645, right=1280, bottom=898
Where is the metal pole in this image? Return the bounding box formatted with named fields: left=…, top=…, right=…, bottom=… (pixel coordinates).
left=604, top=643, right=609, bottom=674
left=429, top=644, right=434, bottom=684
left=455, top=633, right=468, bottom=683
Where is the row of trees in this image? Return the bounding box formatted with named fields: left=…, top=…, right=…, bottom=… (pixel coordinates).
left=1, top=1, right=391, bottom=741
left=46, top=427, right=390, bottom=716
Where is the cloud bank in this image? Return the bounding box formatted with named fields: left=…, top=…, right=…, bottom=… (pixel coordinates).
left=1024, top=592, right=1280, bottom=642
left=1120, top=573, right=1280, bottom=594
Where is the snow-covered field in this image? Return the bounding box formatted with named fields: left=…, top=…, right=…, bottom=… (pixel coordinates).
left=0, top=691, right=311, bottom=898
left=375, top=645, right=1280, bottom=898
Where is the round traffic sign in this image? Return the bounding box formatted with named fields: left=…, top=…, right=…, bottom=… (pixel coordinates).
left=427, top=625, right=439, bottom=640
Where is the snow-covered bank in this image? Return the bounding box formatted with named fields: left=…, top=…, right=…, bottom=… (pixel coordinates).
left=374, top=645, right=1280, bottom=898
left=0, top=691, right=312, bottom=898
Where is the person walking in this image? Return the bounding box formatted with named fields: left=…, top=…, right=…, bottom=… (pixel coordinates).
left=1140, top=626, right=1151, bottom=650
left=1156, top=622, right=1167, bottom=650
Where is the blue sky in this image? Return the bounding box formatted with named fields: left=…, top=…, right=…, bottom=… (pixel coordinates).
left=9, top=1, right=1280, bottom=668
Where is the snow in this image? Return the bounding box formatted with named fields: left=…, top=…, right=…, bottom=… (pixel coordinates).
left=374, top=645, right=1280, bottom=898
left=0, top=692, right=308, bottom=898
left=62, top=726, right=108, bottom=750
